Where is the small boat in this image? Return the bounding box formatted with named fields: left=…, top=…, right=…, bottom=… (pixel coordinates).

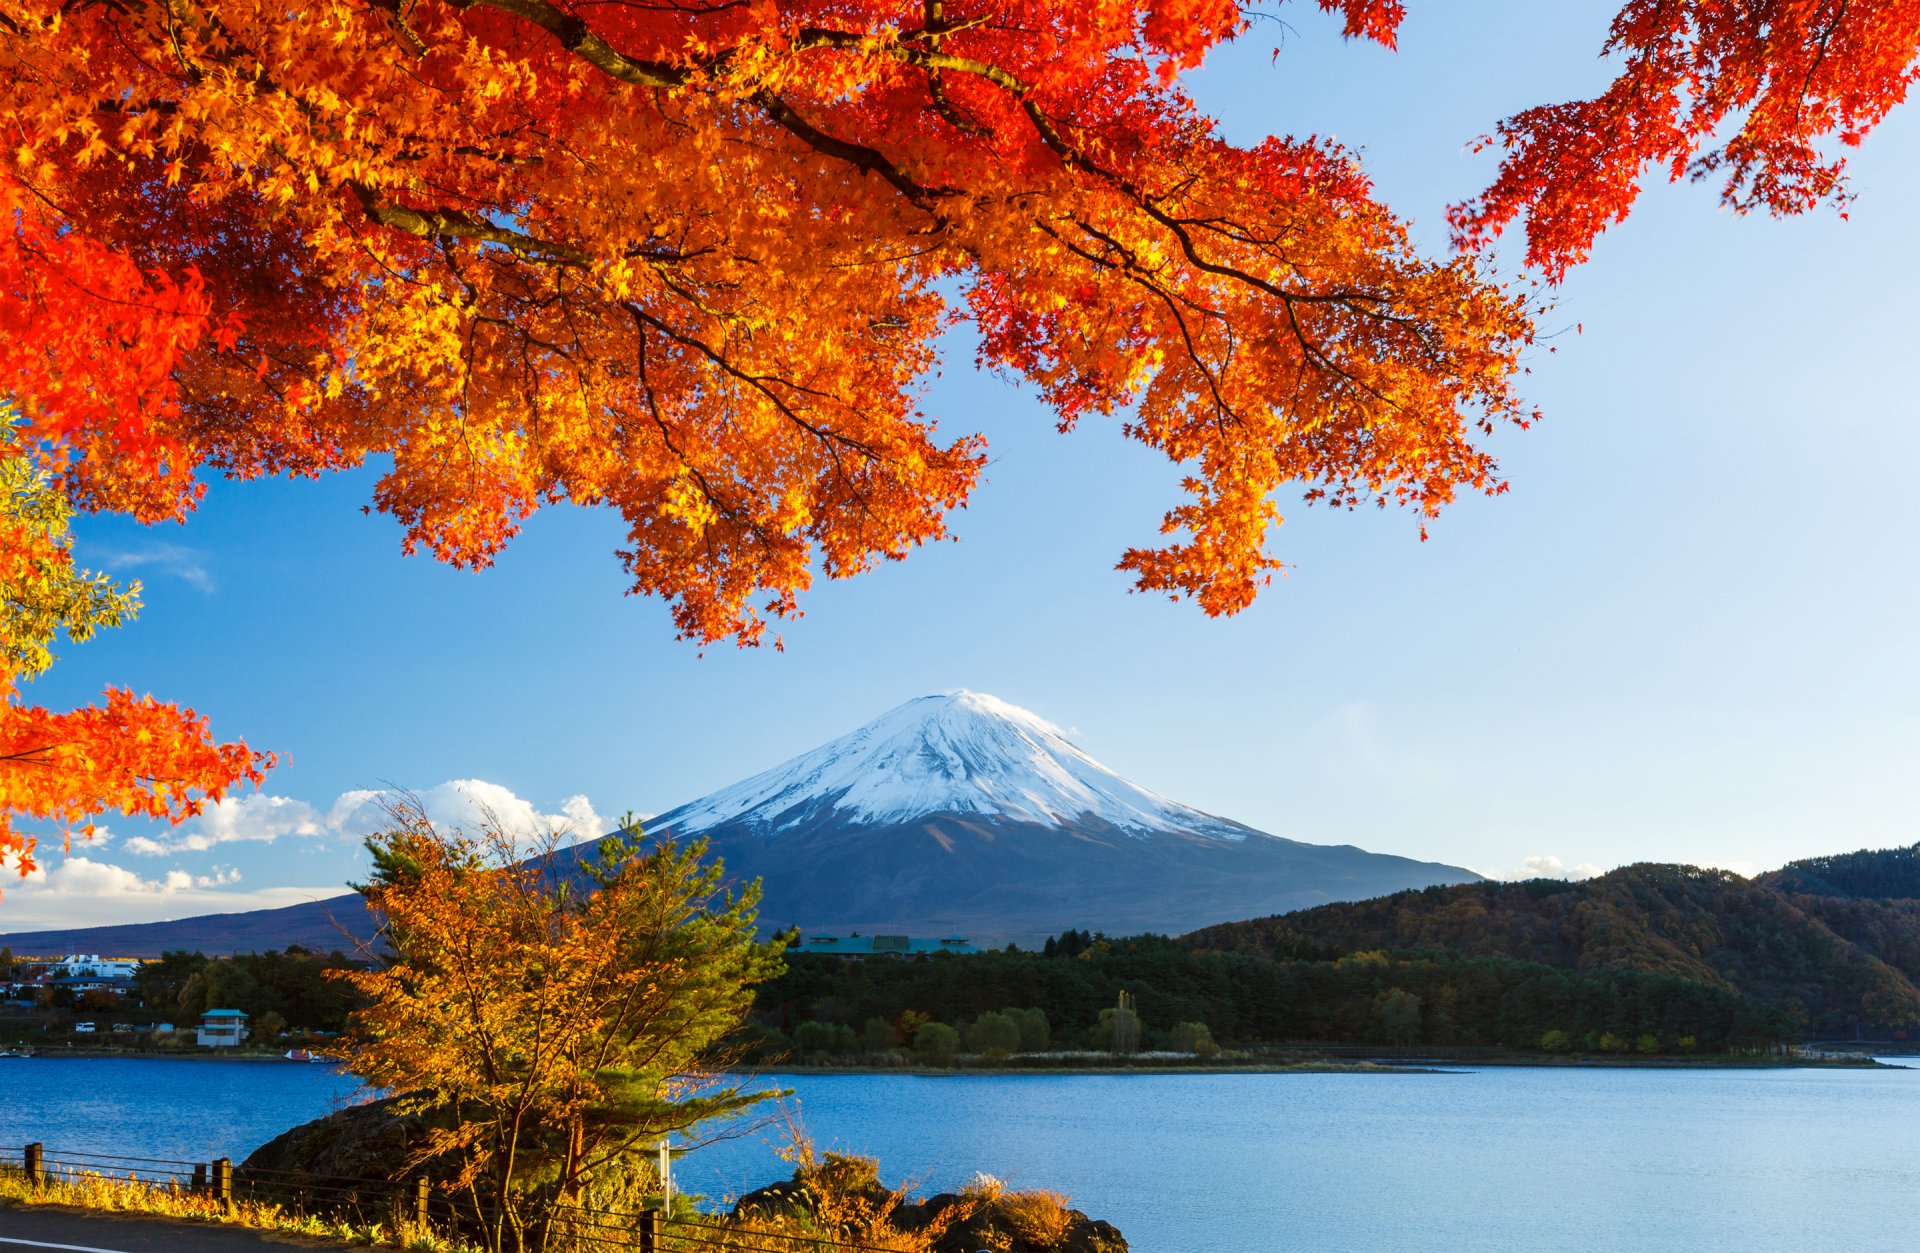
left=284, top=1048, right=341, bottom=1063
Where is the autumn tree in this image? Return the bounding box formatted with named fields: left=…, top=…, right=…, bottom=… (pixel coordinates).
left=0, top=0, right=1540, bottom=653
left=1452, top=1, right=1920, bottom=278
left=1, top=413, right=268, bottom=888
left=4, top=0, right=1908, bottom=854
left=334, top=803, right=786, bottom=1253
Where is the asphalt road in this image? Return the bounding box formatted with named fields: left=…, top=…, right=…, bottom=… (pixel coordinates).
left=0, top=1206, right=346, bottom=1251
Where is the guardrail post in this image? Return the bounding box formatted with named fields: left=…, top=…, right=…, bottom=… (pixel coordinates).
left=213, top=1157, right=232, bottom=1211
left=414, top=1176, right=430, bottom=1229
left=638, top=1207, right=661, bottom=1253
left=23, top=1143, right=43, bottom=1189
left=191, top=1162, right=207, bottom=1192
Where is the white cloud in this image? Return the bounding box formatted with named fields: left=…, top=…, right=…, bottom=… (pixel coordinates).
left=84, top=541, right=216, bottom=593
left=124, top=779, right=608, bottom=857
left=1480, top=855, right=1606, bottom=883
left=124, top=793, right=325, bottom=856
left=7, top=855, right=242, bottom=897
left=0, top=853, right=336, bottom=930
left=326, top=780, right=608, bottom=854
left=4, top=780, right=609, bottom=929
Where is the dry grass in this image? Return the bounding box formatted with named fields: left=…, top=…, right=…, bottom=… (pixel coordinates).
left=706, top=1143, right=973, bottom=1253
left=998, top=1190, right=1076, bottom=1249
left=0, top=1131, right=1010, bottom=1253
left=0, top=1164, right=461, bottom=1250
left=959, top=1174, right=1084, bottom=1252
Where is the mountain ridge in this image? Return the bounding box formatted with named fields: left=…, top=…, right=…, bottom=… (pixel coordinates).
left=1186, top=856, right=1920, bottom=1036
left=0, top=691, right=1481, bottom=953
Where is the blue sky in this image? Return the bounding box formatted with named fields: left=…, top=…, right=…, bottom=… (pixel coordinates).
left=7, top=2, right=1919, bottom=929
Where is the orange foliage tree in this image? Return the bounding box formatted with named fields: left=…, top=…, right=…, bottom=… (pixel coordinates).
left=0, top=0, right=1541, bottom=649
left=337, top=805, right=784, bottom=1253
left=2, top=416, right=268, bottom=886
left=4, top=0, right=1908, bottom=861
left=1452, top=1, right=1920, bottom=278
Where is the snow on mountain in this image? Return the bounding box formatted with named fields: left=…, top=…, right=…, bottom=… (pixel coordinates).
left=658, top=690, right=1249, bottom=840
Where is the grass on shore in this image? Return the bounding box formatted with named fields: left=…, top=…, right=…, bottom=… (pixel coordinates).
left=0, top=1150, right=991, bottom=1253
left=0, top=1165, right=455, bottom=1249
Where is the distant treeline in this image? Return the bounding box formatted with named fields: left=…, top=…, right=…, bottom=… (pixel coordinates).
left=1, top=949, right=371, bottom=1036
left=131, top=949, right=368, bottom=1034
left=1764, top=842, right=1920, bottom=901
left=1192, top=861, right=1920, bottom=1036
left=743, top=931, right=1793, bottom=1059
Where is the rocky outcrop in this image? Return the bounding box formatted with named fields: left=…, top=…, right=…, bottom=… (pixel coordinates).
left=245, top=1106, right=1127, bottom=1253
left=237, top=1095, right=431, bottom=1200
left=732, top=1170, right=1128, bottom=1253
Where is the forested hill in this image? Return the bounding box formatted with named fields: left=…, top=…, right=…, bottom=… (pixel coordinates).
left=1185, top=863, right=1920, bottom=1036
left=1759, top=842, right=1920, bottom=899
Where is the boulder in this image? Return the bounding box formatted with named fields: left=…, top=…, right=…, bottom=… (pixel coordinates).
left=236, top=1095, right=433, bottom=1213
left=731, top=1171, right=1128, bottom=1253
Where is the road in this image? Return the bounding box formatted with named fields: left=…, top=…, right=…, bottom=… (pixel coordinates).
left=0, top=1206, right=346, bottom=1251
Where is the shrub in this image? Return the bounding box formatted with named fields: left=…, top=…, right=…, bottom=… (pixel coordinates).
left=965, top=1011, right=1020, bottom=1055
left=1009, top=1007, right=1050, bottom=1051
left=912, top=1021, right=959, bottom=1064
left=1169, top=1022, right=1218, bottom=1058
left=860, top=1017, right=899, bottom=1052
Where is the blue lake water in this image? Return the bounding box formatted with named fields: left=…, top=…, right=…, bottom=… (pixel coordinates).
left=5, top=1058, right=1920, bottom=1251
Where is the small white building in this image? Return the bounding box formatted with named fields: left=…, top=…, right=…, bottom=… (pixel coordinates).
left=52, top=954, right=143, bottom=980
left=197, top=1009, right=249, bottom=1048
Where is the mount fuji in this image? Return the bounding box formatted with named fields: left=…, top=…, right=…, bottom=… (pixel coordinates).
left=0, top=691, right=1479, bottom=953
left=652, top=691, right=1478, bottom=941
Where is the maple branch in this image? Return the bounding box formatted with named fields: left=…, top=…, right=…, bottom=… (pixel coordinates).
left=458, top=0, right=683, bottom=88
left=623, top=303, right=883, bottom=462
left=457, top=0, right=955, bottom=216
left=347, top=182, right=591, bottom=265
left=749, top=91, right=950, bottom=213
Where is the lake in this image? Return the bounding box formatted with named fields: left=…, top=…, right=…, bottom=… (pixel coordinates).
left=4, top=1059, right=1919, bottom=1251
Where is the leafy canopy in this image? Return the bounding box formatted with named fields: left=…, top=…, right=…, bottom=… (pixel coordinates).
left=0, top=414, right=268, bottom=881
left=3, top=0, right=1913, bottom=859
left=335, top=803, right=785, bottom=1253
left=0, top=0, right=1541, bottom=647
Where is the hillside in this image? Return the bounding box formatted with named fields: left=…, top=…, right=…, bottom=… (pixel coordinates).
left=1759, top=842, right=1920, bottom=900
left=1186, top=863, right=1920, bottom=1035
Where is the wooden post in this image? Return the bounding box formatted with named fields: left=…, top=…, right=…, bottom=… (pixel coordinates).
left=212, top=1157, right=232, bottom=1211
left=191, top=1163, right=207, bottom=1192
left=637, top=1207, right=661, bottom=1253
left=414, top=1176, right=430, bottom=1230
left=22, top=1143, right=43, bottom=1189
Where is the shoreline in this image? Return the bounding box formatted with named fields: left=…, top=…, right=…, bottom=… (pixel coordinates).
left=761, top=1052, right=1896, bottom=1076
left=4, top=1049, right=1897, bottom=1072
left=1, top=1049, right=325, bottom=1063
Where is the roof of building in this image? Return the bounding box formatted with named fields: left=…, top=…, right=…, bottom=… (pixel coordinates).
left=201, top=1008, right=249, bottom=1019
left=797, top=934, right=978, bottom=956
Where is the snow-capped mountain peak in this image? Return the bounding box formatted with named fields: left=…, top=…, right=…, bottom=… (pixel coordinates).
left=657, top=690, right=1248, bottom=840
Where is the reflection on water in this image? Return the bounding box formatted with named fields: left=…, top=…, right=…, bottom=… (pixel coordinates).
left=5, top=1059, right=1919, bottom=1252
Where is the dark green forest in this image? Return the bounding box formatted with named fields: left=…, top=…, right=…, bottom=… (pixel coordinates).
left=1191, top=857, right=1920, bottom=1037
left=130, top=948, right=366, bottom=1033
left=745, top=933, right=1793, bottom=1060
left=1762, top=843, right=1920, bottom=900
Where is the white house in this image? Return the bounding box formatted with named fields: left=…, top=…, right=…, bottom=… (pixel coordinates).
left=52, top=954, right=144, bottom=980
left=197, top=1008, right=249, bottom=1048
